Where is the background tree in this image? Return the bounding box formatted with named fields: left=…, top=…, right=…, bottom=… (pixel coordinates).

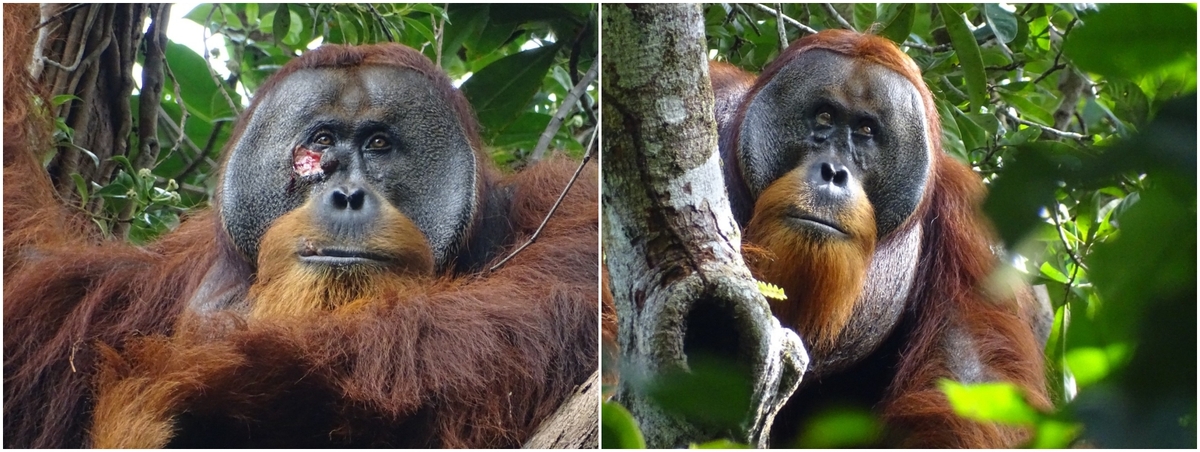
left=604, top=3, right=1195, bottom=448
left=602, top=4, right=805, bottom=448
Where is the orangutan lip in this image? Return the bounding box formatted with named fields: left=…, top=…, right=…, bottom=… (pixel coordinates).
left=299, top=247, right=392, bottom=267
left=788, top=214, right=848, bottom=237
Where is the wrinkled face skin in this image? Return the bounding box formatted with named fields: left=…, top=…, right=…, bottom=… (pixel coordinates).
left=220, top=66, right=477, bottom=270
left=738, top=49, right=932, bottom=240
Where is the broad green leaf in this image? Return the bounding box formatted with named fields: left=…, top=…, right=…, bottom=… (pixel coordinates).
left=487, top=111, right=553, bottom=149
left=460, top=43, right=561, bottom=132
left=940, top=380, right=1039, bottom=425
left=852, top=3, right=875, bottom=32
left=952, top=108, right=986, bottom=154
left=183, top=4, right=216, bottom=25
left=938, top=4, right=987, bottom=113
left=691, top=439, right=750, bottom=449
left=935, top=98, right=967, bottom=159
left=1063, top=3, right=1197, bottom=80
left=70, top=173, right=89, bottom=206
left=471, top=16, right=518, bottom=57
left=601, top=402, right=646, bottom=449
left=401, top=16, right=436, bottom=46
left=1040, top=261, right=1069, bottom=284
left=795, top=408, right=881, bottom=448
left=983, top=4, right=1019, bottom=44
left=273, top=4, right=291, bottom=44
left=998, top=90, right=1055, bottom=125
left=1031, top=418, right=1083, bottom=448
left=164, top=41, right=239, bottom=122
left=878, top=4, right=915, bottom=44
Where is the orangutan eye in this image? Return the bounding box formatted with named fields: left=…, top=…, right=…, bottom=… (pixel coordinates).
left=367, top=136, right=390, bottom=150
left=816, top=111, right=833, bottom=126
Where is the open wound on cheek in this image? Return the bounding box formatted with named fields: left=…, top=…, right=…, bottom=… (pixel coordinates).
left=293, top=146, right=323, bottom=177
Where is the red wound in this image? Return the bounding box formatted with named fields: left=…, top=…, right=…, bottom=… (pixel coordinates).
left=293, top=146, right=323, bottom=177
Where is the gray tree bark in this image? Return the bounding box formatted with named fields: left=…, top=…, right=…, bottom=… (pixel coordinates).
left=601, top=3, right=807, bottom=448
left=524, top=370, right=600, bottom=449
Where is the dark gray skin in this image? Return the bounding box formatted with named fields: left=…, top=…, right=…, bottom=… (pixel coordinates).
left=734, top=49, right=933, bottom=375
left=220, top=65, right=478, bottom=270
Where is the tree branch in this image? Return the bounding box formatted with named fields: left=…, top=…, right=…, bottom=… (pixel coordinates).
left=750, top=3, right=816, bottom=35
left=820, top=3, right=855, bottom=31
left=1002, top=109, right=1091, bottom=141
left=531, top=63, right=597, bottom=161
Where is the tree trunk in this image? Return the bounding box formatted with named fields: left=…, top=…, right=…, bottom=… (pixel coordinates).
left=33, top=3, right=170, bottom=233
left=601, top=4, right=807, bottom=448
left=524, top=370, right=600, bottom=449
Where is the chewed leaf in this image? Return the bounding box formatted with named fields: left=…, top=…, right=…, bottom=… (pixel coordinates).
left=757, top=280, right=787, bottom=301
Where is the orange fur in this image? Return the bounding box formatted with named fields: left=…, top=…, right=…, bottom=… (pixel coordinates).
left=249, top=198, right=434, bottom=319
left=744, top=165, right=876, bottom=353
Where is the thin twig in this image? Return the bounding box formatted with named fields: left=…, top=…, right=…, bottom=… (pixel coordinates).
left=435, top=3, right=447, bottom=68
left=1030, top=63, right=1067, bottom=86
left=731, top=4, right=761, bottom=36
left=820, top=3, right=855, bottom=31
left=531, top=63, right=598, bottom=161
left=489, top=130, right=596, bottom=272
left=33, top=3, right=86, bottom=30
left=1049, top=201, right=1088, bottom=272
left=207, top=6, right=241, bottom=114
left=904, top=41, right=952, bottom=52
left=365, top=4, right=395, bottom=42
left=1002, top=110, right=1090, bottom=140
left=750, top=3, right=816, bottom=35
left=940, top=75, right=967, bottom=99
left=163, top=63, right=188, bottom=161
left=774, top=3, right=787, bottom=52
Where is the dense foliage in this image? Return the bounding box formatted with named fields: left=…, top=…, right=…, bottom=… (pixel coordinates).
left=56, top=3, right=596, bottom=243
left=604, top=3, right=1196, bottom=448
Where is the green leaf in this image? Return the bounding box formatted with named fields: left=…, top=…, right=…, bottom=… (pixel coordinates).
left=935, top=98, right=967, bottom=159
left=183, top=4, right=216, bottom=25
left=51, top=94, right=80, bottom=107
left=336, top=10, right=360, bottom=44
left=878, top=4, right=915, bottom=44
left=690, top=439, right=750, bottom=449
left=940, top=380, right=1039, bottom=425
left=1063, top=4, right=1197, bottom=80
left=471, top=15, right=518, bottom=57
left=952, top=108, right=986, bottom=154
left=601, top=402, right=646, bottom=449
left=982, top=4, right=1018, bottom=44
left=938, top=4, right=987, bottom=113
left=164, top=41, right=239, bottom=122
left=273, top=4, right=291, bottom=45
left=460, top=43, right=561, bottom=132
left=486, top=111, right=552, bottom=149
left=1031, top=418, right=1083, bottom=448
left=852, top=3, right=875, bottom=32
left=70, top=173, right=89, bottom=206
left=401, top=16, right=436, bottom=45
left=443, top=5, right=489, bottom=62
left=795, top=407, right=881, bottom=448
left=1040, top=261, right=1069, bottom=284
left=998, top=90, right=1055, bottom=125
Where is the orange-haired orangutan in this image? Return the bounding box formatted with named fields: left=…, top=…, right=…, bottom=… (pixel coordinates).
left=3, top=6, right=597, bottom=447
left=709, top=30, right=1051, bottom=447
